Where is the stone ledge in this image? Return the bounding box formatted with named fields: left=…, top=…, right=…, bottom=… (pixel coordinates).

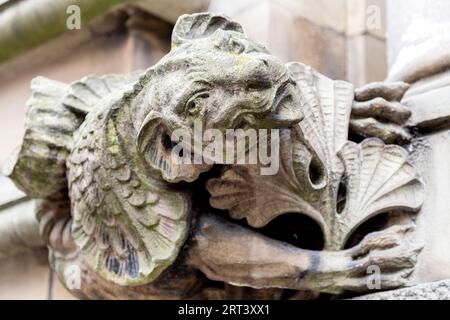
left=351, top=280, right=450, bottom=300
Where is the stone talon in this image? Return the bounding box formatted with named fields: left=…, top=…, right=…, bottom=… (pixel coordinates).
left=351, top=81, right=413, bottom=144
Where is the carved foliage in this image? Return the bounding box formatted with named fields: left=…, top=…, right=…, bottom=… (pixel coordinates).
left=208, top=63, right=425, bottom=250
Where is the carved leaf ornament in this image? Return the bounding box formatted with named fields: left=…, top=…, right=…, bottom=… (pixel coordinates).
left=208, top=63, right=425, bottom=250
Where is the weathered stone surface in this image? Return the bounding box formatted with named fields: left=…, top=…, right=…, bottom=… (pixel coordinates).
left=210, top=0, right=347, bottom=33
left=387, top=0, right=450, bottom=82
left=273, top=13, right=346, bottom=79
left=403, top=70, right=450, bottom=131
left=385, top=2, right=450, bottom=286
left=0, top=176, right=43, bottom=259
left=209, top=0, right=347, bottom=79
left=347, top=0, right=386, bottom=38
left=0, top=7, right=171, bottom=166
left=347, top=34, right=387, bottom=86
left=352, top=280, right=450, bottom=300
left=0, top=250, right=50, bottom=300
left=4, top=12, right=424, bottom=299
left=208, top=65, right=423, bottom=250
left=351, top=81, right=411, bottom=143
left=135, top=0, right=209, bottom=23
left=408, top=131, right=450, bottom=284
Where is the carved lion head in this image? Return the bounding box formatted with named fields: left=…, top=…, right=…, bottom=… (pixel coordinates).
left=133, top=13, right=303, bottom=182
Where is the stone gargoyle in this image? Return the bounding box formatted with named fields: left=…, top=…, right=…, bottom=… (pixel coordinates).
left=3, top=13, right=425, bottom=299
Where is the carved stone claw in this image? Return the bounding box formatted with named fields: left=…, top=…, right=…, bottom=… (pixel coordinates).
left=334, top=268, right=415, bottom=294
left=350, top=223, right=417, bottom=258
left=355, top=81, right=410, bottom=101
left=351, top=81, right=412, bottom=144
left=344, top=225, right=422, bottom=294
left=299, top=224, right=422, bottom=295
left=349, top=117, right=412, bottom=144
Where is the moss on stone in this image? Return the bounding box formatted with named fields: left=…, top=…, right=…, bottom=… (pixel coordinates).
left=0, top=0, right=133, bottom=63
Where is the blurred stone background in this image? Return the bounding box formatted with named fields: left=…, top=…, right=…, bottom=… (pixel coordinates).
left=0, top=0, right=396, bottom=299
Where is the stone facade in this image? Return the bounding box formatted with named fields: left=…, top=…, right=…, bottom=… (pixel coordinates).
left=385, top=0, right=450, bottom=286
left=353, top=280, right=450, bottom=300
left=209, top=0, right=387, bottom=85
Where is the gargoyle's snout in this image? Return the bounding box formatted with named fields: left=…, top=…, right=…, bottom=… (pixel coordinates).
left=244, top=56, right=304, bottom=128
left=244, top=54, right=287, bottom=86
left=266, top=79, right=304, bottom=127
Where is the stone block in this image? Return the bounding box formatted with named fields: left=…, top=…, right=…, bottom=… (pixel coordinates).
left=386, top=0, right=450, bottom=82
left=208, top=0, right=263, bottom=17
left=211, top=0, right=393, bottom=81
left=277, top=13, right=346, bottom=79
left=347, top=34, right=387, bottom=86
left=215, top=0, right=271, bottom=53
left=352, top=280, right=450, bottom=300
left=408, top=130, right=450, bottom=284
left=403, top=69, right=450, bottom=130
left=135, top=0, right=210, bottom=23
left=347, top=0, right=386, bottom=38
left=272, top=0, right=347, bottom=33
left=225, top=1, right=347, bottom=79
left=210, top=0, right=347, bottom=33
left=0, top=250, right=50, bottom=299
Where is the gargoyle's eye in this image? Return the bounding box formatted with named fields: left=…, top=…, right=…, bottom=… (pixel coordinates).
left=229, top=39, right=245, bottom=54
left=185, top=92, right=209, bottom=115
left=247, top=80, right=272, bottom=91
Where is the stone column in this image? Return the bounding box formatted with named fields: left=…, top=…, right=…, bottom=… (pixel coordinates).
left=387, top=0, right=450, bottom=284
left=0, top=4, right=180, bottom=299
left=346, top=0, right=387, bottom=86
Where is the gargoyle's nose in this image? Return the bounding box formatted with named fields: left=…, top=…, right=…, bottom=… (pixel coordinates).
left=259, top=58, right=269, bottom=68
left=245, top=56, right=286, bottom=84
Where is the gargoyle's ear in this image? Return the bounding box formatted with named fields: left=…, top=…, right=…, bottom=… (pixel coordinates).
left=171, top=12, right=243, bottom=48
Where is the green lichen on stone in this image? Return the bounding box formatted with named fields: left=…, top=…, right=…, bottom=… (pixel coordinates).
left=0, top=0, right=133, bottom=63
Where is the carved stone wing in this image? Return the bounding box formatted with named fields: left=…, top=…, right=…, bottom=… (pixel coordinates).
left=68, top=110, right=189, bottom=286
left=4, top=70, right=191, bottom=287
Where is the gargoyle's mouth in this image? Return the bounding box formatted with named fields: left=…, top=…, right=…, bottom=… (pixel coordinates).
left=272, top=80, right=292, bottom=110
left=141, top=122, right=211, bottom=183
left=222, top=211, right=325, bottom=251
left=267, top=79, right=303, bottom=127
